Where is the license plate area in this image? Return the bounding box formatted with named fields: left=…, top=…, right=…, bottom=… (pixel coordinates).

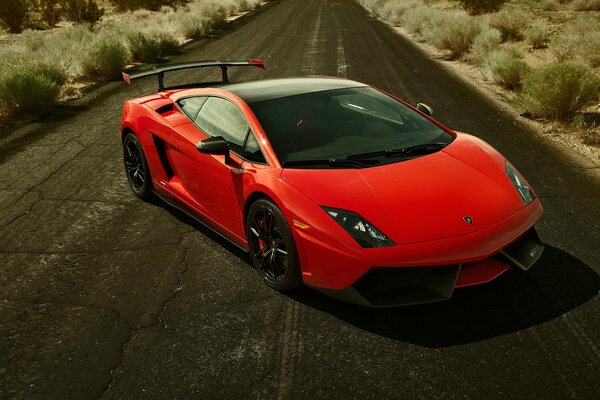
left=500, top=227, right=544, bottom=271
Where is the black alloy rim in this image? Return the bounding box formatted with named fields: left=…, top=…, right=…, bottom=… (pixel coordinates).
left=125, top=140, right=145, bottom=191
left=249, top=208, right=289, bottom=283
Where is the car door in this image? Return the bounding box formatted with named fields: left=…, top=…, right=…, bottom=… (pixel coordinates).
left=169, top=96, right=250, bottom=240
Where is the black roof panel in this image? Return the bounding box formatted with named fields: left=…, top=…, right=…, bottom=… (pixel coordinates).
left=222, top=77, right=368, bottom=104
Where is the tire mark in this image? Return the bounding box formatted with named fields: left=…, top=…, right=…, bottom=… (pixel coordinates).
left=275, top=300, right=303, bottom=400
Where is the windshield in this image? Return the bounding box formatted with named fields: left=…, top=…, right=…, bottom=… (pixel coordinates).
left=249, top=86, right=454, bottom=168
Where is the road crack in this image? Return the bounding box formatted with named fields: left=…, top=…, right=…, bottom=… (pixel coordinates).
left=95, top=243, right=192, bottom=399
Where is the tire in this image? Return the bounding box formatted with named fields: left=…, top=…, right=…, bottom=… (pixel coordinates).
left=123, top=132, right=153, bottom=201
left=247, top=199, right=303, bottom=291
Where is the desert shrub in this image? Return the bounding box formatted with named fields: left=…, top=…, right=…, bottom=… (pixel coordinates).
left=19, top=29, right=45, bottom=51
left=111, top=0, right=181, bottom=11
left=0, top=0, right=31, bottom=33
left=540, top=0, right=558, bottom=10
left=518, top=63, right=600, bottom=120
left=61, top=0, right=105, bottom=29
left=125, top=29, right=179, bottom=62
left=458, top=0, right=507, bottom=14
left=581, top=130, right=600, bottom=147
left=154, top=30, right=180, bottom=55
left=0, top=58, right=67, bottom=116
left=467, top=26, right=502, bottom=64
left=126, top=31, right=161, bottom=62
left=39, top=0, right=61, bottom=27
left=490, top=9, right=528, bottom=41
left=376, top=0, right=422, bottom=25
left=178, top=14, right=209, bottom=39
left=484, top=49, right=531, bottom=90
left=551, top=15, right=600, bottom=67
left=81, top=34, right=129, bottom=80
left=176, top=2, right=228, bottom=39
left=525, top=25, right=549, bottom=49
left=428, top=11, right=481, bottom=58
left=236, top=0, right=261, bottom=11
left=400, top=6, right=438, bottom=38
left=571, top=0, right=600, bottom=10
left=36, top=26, right=93, bottom=73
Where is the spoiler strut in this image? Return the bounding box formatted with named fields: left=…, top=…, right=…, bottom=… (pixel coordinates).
left=121, top=59, right=266, bottom=91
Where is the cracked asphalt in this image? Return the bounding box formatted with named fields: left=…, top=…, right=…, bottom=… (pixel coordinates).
left=1, top=0, right=599, bottom=399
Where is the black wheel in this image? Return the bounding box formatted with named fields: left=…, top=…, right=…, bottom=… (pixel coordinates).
left=123, top=132, right=152, bottom=200
left=247, top=199, right=303, bottom=291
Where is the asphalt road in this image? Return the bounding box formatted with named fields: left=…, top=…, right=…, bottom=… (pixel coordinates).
left=1, top=0, right=599, bottom=399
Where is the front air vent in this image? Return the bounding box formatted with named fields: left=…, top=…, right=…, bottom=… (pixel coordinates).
left=155, top=103, right=174, bottom=115
left=352, top=265, right=460, bottom=306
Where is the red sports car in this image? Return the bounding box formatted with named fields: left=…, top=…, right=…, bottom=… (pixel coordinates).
left=121, top=60, right=543, bottom=307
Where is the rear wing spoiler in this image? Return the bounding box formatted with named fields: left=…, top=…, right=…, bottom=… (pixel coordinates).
left=121, top=59, right=266, bottom=91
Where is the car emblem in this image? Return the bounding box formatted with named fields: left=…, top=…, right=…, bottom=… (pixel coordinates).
left=463, top=216, right=473, bottom=225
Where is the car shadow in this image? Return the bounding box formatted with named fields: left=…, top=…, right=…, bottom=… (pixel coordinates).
left=285, top=244, right=600, bottom=348
left=149, top=198, right=599, bottom=347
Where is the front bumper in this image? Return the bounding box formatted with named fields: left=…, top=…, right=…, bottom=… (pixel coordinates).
left=296, top=200, right=543, bottom=307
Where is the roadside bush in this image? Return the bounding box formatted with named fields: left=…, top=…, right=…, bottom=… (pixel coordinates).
left=61, top=0, right=105, bottom=29
left=39, top=0, right=61, bottom=27
left=525, top=25, right=549, bottom=49
left=484, top=49, right=530, bottom=90
left=376, top=0, right=422, bottom=25
left=571, top=0, right=600, bottom=10
left=0, top=58, right=67, bottom=116
left=178, top=14, right=209, bottom=39
left=581, top=130, right=600, bottom=147
left=35, top=26, right=93, bottom=74
left=551, top=15, right=600, bottom=67
left=154, top=30, right=180, bottom=55
left=540, top=0, right=558, bottom=10
left=428, top=12, right=481, bottom=58
left=467, top=26, right=502, bottom=64
left=401, top=6, right=438, bottom=38
left=81, top=34, right=129, bottom=80
left=458, top=0, right=507, bottom=14
left=125, top=29, right=179, bottom=62
left=236, top=0, right=261, bottom=11
left=518, top=63, right=600, bottom=120
left=490, top=9, right=528, bottom=41
left=126, top=31, right=162, bottom=62
left=19, top=29, right=45, bottom=51
left=111, top=0, right=181, bottom=11
left=0, top=0, right=31, bottom=33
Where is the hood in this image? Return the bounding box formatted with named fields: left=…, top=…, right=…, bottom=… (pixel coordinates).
left=281, top=134, right=524, bottom=245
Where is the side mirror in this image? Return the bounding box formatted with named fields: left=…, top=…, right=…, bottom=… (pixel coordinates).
left=197, top=136, right=230, bottom=163
left=416, top=103, right=433, bottom=117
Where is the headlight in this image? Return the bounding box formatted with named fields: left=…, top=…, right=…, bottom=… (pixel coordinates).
left=322, top=207, right=395, bottom=248
left=505, top=161, right=535, bottom=205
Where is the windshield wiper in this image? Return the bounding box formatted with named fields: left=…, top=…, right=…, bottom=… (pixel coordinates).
left=282, top=158, right=378, bottom=168
left=347, top=142, right=448, bottom=160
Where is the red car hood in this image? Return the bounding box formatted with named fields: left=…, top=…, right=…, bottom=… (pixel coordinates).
left=281, top=134, right=525, bottom=245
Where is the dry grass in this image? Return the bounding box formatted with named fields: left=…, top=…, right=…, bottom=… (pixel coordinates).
left=0, top=56, right=67, bottom=115
left=0, top=0, right=263, bottom=117
left=490, top=9, right=528, bottom=41
left=551, top=14, right=600, bottom=67
left=518, top=62, right=600, bottom=120
left=467, top=26, right=502, bottom=64
left=524, top=25, right=549, bottom=49
left=571, top=0, right=600, bottom=10
left=361, top=0, right=600, bottom=123
left=427, top=11, right=481, bottom=58
left=484, top=48, right=530, bottom=90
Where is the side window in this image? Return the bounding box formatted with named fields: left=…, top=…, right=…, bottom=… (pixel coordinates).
left=178, top=97, right=208, bottom=121
left=195, top=97, right=248, bottom=153
left=243, top=132, right=267, bottom=164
